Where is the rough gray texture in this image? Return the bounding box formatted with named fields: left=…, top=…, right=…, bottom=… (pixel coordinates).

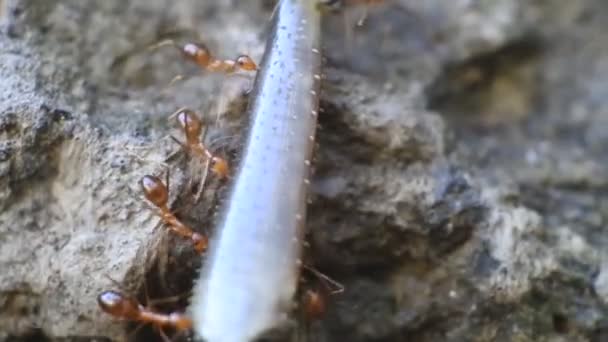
left=0, top=0, right=607, bottom=341
left=0, top=0, right=264, bottom=341
left=307, top=0, right=608, bottom=341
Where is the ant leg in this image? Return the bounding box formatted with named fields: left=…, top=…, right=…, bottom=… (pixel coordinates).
left=169, top=135, right=188, bottom=151
left=214, top=80, right=229, bottom=125
left=164, top=146, right=185, bottom=165
left=155, top=233, right=172, bottom=295
left=162, top=74, right=190, bottom=94
left=103, top=274, right=125, bottom=291
left=167, top=74, right=185, bottom=87
left=126, top=182, right=164, bottom=233
left=193, top=158, right=210, bottom=204
left=302, top=265, right=344, bottom=294
left=126, top=322, right=147, bottom=342
left=162, top=166, right=194, bottom=228
left=142, top=273, right=150, bottom=307
left=151, top=219, right=165, bottom=235
left=167, top=107, right=190, bottom=122
left=146, top=40, right=193, bottom=91
left=166, top=134, right=188, bottom=165
left=147, top=289, right=192, bottom=307
left=356, top=3, right=370, bottom=27
left=147, top=39, right=177, bottom=52
left=208, top=134, right=238, bottom=151
left=356, top=11, right=368, bottom=27
left=164, top=168, right=171, bottom=201
left=157, top=326, right=172, bottom=342
left=122, top=145, right=171, bottom=169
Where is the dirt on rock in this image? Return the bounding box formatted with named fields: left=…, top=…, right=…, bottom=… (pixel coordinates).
left=1, top=0, right=607, bottom=341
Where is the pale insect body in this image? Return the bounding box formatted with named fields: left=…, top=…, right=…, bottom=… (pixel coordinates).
left=190, top=0, right=322, bottom=340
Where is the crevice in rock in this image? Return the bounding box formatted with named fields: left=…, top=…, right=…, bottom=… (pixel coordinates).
left=427, top=37, right=544, bottom=130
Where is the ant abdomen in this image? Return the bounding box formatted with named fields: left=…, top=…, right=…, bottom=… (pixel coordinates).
left=181, top=42, right=212, bottom=68
left=175, top=109, right=203, bottom=143
left=140, top=175, right=169, bottom=209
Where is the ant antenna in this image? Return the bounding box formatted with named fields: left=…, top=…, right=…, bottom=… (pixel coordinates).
left=302, top=264, right=344, bottom=294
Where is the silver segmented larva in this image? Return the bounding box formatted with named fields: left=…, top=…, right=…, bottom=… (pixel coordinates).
left=190, top=0, right=322, bottom=341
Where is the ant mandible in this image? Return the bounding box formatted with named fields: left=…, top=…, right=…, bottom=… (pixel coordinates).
left=98, top=290, right=192, bottom=341
left=170, top=108, right=230, bottom=180
left=141, top=174, right=208, bottom=253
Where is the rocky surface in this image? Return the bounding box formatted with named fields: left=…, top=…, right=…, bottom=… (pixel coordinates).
left=1, top=0, right=607, bottom=341
left=0, top=0, right=264, bottom=340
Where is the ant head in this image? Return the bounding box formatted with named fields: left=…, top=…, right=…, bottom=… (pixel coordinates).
left=210, top=156, right=229, bottom=179
left=176, top=109, right=202, bottom=141
left=235, top=55, right=257, bottom=71
left=140, top=175, right=168, bottom=208
left=182, top=42, right=211, bottom=67
left=303, top=289, right=325, bottom=320
left=192, top=233, right=208, bottom=253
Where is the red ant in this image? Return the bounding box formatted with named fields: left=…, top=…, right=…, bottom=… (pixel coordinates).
left=141, top=174, right=208, bottom=254
left=302, top=289, right=326, bottom=321
left=169, top=108, right=230, bottom=180
left=296, top=287, right=331, bottom=341
left=150, top=40, right=257, bottom=74
left=295, top=267, right=343, bottom=340
left=98, top=290, right=192, bottom=342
